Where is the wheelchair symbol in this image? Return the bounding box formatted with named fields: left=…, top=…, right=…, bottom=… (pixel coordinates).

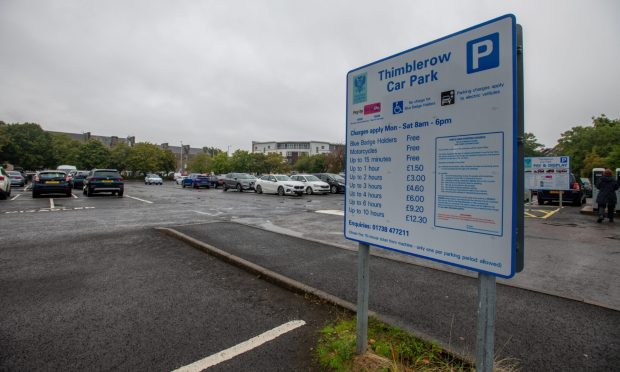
left=393, top=101, right=403, bottom=115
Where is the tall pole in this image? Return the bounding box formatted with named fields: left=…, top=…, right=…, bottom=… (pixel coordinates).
left=476, top=273, right=496, bottom=371
left=180, top=141, right=183, bottom=172
left=356, top=242, right=370, bottom=354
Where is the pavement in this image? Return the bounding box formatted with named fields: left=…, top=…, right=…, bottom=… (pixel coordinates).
left=165, top=221, right=620, bottom=372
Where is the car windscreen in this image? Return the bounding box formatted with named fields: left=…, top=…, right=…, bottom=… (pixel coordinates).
left=275, top=175, right=291, bottom=181
left=93, top=171, right=121, bottom=178
left=238, top=174, right=254, bottom=179
left=329, top=174, right=345, bottom=182
left=304, top=175, right=320, bottom=181
left=40, top=172, right=66, bottom=179
left=8, top=171, right=22, bottom=176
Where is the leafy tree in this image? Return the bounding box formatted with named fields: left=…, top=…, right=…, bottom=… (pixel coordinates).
left=202, top=146, right=224, bottom=157
left=0, top=121, right=8, bottom=160
left=229, top=150, right=252, bottom=172
left=264, top=152, right=290, bottom=173
left=523, top=132, right=544, bottom=157
left=110, top=142, right=132, bottom=172
left=554, top=115, right=620, bottom=177
left=325, top=145, right=345, bottom=173
left=293, top=153, right=327, bottom=173
left=0, top=122, right=54, bottom=169
left=210, top=152, right=231, bottom=174
left=77, top=140, right=111, bottom=170
left=159, top=149, right=177, bottom=175
left=187, top=152, right=210, bottom=173
left=249, top=153, right=267, bottom=174
left=51, top=133, right=82, bottom=166
left=126, top=142, right=160, bottom=175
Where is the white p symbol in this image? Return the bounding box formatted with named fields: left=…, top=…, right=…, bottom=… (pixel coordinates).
left=472, top=40, right=493, bottom=69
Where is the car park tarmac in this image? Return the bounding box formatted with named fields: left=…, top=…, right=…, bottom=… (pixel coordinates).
left=1, top=181, right=619, bottom=370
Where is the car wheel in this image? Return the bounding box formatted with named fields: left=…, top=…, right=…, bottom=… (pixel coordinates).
left=0, top=191, right=6, bottom=200
left=331, top=185, right=338, bottom=194
left=237, top=184, right=243, bottom=192
left=537, top=198, right=544, bottom=205
left=66, top=190, right=72, bottom=197
left=256, top=185, right=262, bottom=194
left=182, top=184, right=186, bottom=188
left=32, top=191, right=38, bottom=199
left=83, top=187, right=87, bottom=195
left=306, top=186, right=313, bottom=195
left=118, top=191, right=124, bottom=198
left=278, top=186, right=285, bottom=196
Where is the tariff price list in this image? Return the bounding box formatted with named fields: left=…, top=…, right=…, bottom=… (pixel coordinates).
left=404, top=134, right=429, bottom=225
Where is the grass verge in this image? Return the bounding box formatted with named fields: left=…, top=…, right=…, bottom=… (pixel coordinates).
left=317, top=315, right=518, bottom=371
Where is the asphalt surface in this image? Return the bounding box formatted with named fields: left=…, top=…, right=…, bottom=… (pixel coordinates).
left=1, top=181, right=619, bottom=370
left=0, top=226, right=343, bottom=371
left=171, top=222, right=620, bottom=372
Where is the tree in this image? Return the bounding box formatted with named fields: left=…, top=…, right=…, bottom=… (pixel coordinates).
left=0, top=121, right=8, bottom=161
left=293, top=153, right=327, bottom=173
left=187, top=152, right=210, bottom=173
left=126, top=142, right=160, bottom=175
left=0, top=122, right=54, bottom=169
left=77, top=140, right=111, bottom=170
left=51, top=133, right=82, bottom=166
left=325, top=145, right=345, bottom=173
left=110, top=142, right=132, bottom=172
left=229, top=150, right=252, bottom=172
left=554, top=115, right=620, bottom=177
left=264, top=152, right=290, bottom=173
left=158, top=149, right=177, bottom=175
left=523, top=132, right=544, bottom=157
left=210, top=152, right=231, bottom=174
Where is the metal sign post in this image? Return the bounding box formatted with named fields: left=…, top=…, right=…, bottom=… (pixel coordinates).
left=476, top=273, right=497, bottom=371
left=356, top=243, right=370, bottom=354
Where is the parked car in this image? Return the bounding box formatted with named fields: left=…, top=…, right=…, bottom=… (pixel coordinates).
left=537, top=173, right=586, bottom=206
left=254, top=174, right=305, bottom=196
left=313, top=173, right=346, bottom=194
left=32, top=170, right=72, bottom=198
left=290, top=174, right=330, bottom=195
left=580, top=177, right=593, bottom=198
left=71, top=171, right=89, bottom=189
left=0, top=166, right=11, bottom=200
left=223, top=173, right=256, bottom=192
left=215, top=175, right=226, bottom=188
left=83, top=169, right=124, bottom=197
left=175, top=175, right=188, bottom=185
left=182, top=173, right=211, bottom=189
left=7, top=171, right=26, bottom=187
left=145, top=173, right=163, bottom=185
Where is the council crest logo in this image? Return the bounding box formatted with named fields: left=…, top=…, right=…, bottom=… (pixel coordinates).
left=352, top=73, right=367, bottom=104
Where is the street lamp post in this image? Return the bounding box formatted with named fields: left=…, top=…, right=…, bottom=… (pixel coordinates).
left=179, top=141, right=183, bottom=172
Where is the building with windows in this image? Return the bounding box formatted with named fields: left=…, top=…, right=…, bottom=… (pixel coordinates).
left=252, top=140, right=344, bottom=164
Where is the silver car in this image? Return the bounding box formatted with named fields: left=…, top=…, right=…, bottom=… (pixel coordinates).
left=144, top=174, right=163, bottom=185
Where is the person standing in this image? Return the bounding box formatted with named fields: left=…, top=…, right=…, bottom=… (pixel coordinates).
left=595, top=169, right=619, bottom=223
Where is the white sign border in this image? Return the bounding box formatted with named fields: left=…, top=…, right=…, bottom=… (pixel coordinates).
left=343, top=14, right=518, bottom=278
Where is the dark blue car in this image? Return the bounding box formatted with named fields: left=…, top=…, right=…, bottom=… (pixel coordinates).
left=182, top=174, right=212, bottom=189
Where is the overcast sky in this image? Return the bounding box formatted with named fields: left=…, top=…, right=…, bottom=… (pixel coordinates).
left=1, top=0, right=618, bottom=151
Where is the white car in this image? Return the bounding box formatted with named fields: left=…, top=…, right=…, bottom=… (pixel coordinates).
left=254, top=174, right=305, bottom=196
left=175, top=175, right=187, bottom=185
left=0, top=166, right=12, bottom=200
left=144, top=174, right=163, bottom=185
left=290, top=174, right=330, bottom=195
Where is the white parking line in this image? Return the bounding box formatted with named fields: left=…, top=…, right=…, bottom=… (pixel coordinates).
left=171, top=320, right=306, bottom=372
left=315, top=209, right=344, bottom=216
left=192, top=210, right=221, bottom=216
left=125, top=195, right=153, bottom=204
left=10, top=194, right=21, bottom=201
left=71, top=193, right=79, bottom=199
left=49, top=198, right=55, bottom=209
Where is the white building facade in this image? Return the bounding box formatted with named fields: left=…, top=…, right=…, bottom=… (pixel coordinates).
left=252, top=141, right=342, bottom=164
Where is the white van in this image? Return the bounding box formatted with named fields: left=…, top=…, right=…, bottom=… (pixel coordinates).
left=57, top=165, right=77, bottom=174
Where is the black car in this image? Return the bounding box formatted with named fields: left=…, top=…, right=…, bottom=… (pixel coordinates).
left=537, top=173, right=586, bottom=206
left=313, top=173, right=346, bottom=194
left=83, top=169, right=124, bottom=197
left=32, top=171, right=72, bottom=198
left=71, top=170, right=89, bottom=189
